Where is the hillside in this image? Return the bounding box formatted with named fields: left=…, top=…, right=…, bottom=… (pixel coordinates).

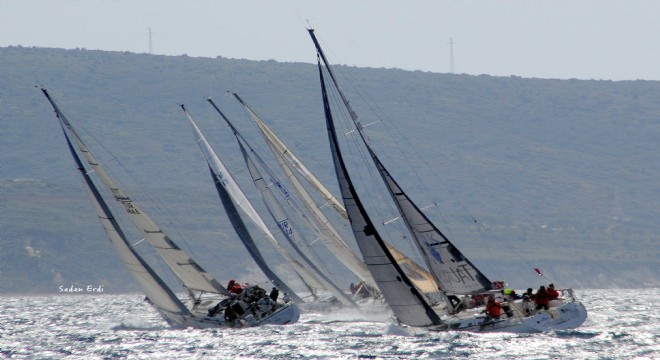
left=0, top=46, right=658, bottom=293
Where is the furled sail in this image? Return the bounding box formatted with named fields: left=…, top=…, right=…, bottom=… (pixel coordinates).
left=314, top=54, right=443, bottom=326
left=42, top=88, right=194, bottom=326
left=308, top=29, right=492, bottom=297
left=42, top=89, right=227, bottom=296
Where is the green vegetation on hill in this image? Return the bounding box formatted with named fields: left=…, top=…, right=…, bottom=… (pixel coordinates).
left=0, top=46, right=658, bottom=293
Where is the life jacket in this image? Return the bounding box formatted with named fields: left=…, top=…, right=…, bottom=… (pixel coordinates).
left=534, top=289, right=549, bottom=305
left=228, top=284, right=243, bottom=294
left=486, top=299, right=502, bottom=317
left=547, top=288, right=559, bottom=300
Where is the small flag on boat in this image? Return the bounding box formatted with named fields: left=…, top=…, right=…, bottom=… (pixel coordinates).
left=534, top=268, right=543, bottom=275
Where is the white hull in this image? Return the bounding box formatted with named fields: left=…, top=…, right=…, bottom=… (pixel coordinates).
left=164, top=302, right=301, bottom=329
left=424, top=301, right=587, bottom=333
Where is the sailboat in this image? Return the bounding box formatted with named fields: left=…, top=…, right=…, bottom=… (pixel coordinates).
left=307, top=29, right=588, bottom=332
left=183, top=102, right=356, bottom=308
left=182, top=104, right=359, bottom=308
left=42, top=88, right=300, bottom=328
left=230, top=92, right=443, bottom=306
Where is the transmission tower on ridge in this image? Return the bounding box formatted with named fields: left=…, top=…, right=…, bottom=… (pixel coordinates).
left=147, top=27, right=154, bottom=54
left=448, top=37, right=455, bottom=74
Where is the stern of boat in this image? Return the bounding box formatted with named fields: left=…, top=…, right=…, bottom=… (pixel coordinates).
left=523, top=299, right=588, bottom=331
left=257, top=302, right=301, bottom=326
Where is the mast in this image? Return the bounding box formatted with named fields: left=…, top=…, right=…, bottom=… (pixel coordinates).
left=206, top=99, right=356, bottom=307
left=232, top=93, right=446, bottom=298
left=308, top=29, right=492, bottom=297
left=315, top=55, right=443, bottom=326
left=182, top=105, right=328, bottom=303
left=42, top=89, right=227, bottom=297
left=230, top=93, right=376, bottom=288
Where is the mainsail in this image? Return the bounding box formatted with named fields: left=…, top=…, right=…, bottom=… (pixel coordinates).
left=315, top=55, right=443, bottom=326
left=42, top=90, right=227, bottom=296
left=42, top=88, right=195, bottom=326
left=203, top=99, right=355, bottom=305
left=231, top=93, right=376, bottom=289
left=308, top=29, right=492, bottom=298
left=229, top=121, right=357, bottom=307
left=233, top=93, right=448, bottom=301
left=182, top=105, right=334, bottom=303
left=207, top=166, right=303, bottom=303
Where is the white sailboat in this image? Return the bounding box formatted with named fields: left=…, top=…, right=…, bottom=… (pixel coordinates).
left=203, top=100, right=358, bottom=307
left=182, top=104, right=358, bottom=308
left=230, top=93, right=443, bottom=305
left=307, top=29, right=588, bottom=332
left=42, top=88, right=299, bottom=328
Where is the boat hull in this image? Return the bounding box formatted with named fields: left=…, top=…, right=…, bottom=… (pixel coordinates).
left=163, top=302, right=301, bottom=329
left=426, top=301, right=588, bottom=333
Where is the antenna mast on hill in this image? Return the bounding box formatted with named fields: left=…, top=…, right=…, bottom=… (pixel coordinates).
left=147, top=27, right=153, bottom=54
left=448, top=37, right=455, bottom=74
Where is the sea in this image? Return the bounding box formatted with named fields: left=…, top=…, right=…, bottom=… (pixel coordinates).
left=0, top=288, right=657, bottom=359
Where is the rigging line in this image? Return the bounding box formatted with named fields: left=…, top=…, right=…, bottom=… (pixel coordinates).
left=229, top=110, right=330, bottom=262
left=76, top=111, right=207, bottom=269
left=219, top=100, right=340, bottom=281
left=321, top=67, right=420, bottom=268
left=329, top=61, right=507, bottom=281
left=323, top=66, right=419, bottom=258
left=468, top=217, right=505, bottom=283
left=317, top=53, right=458, bottom=221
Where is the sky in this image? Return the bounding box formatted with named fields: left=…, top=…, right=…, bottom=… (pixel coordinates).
left=2, top=0, right=659, bottom=81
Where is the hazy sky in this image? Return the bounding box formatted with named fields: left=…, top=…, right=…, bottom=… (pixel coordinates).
left=2, top=0, right=659, bottom=81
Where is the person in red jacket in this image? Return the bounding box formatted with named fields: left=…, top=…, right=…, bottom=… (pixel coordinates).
left=484, top=294, right=503, bottom=320
left=547, top=283, right=560, bottom=301
left=534, top=285, right=550, bottom=311
left=226, top=279, right=243, bottom=294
